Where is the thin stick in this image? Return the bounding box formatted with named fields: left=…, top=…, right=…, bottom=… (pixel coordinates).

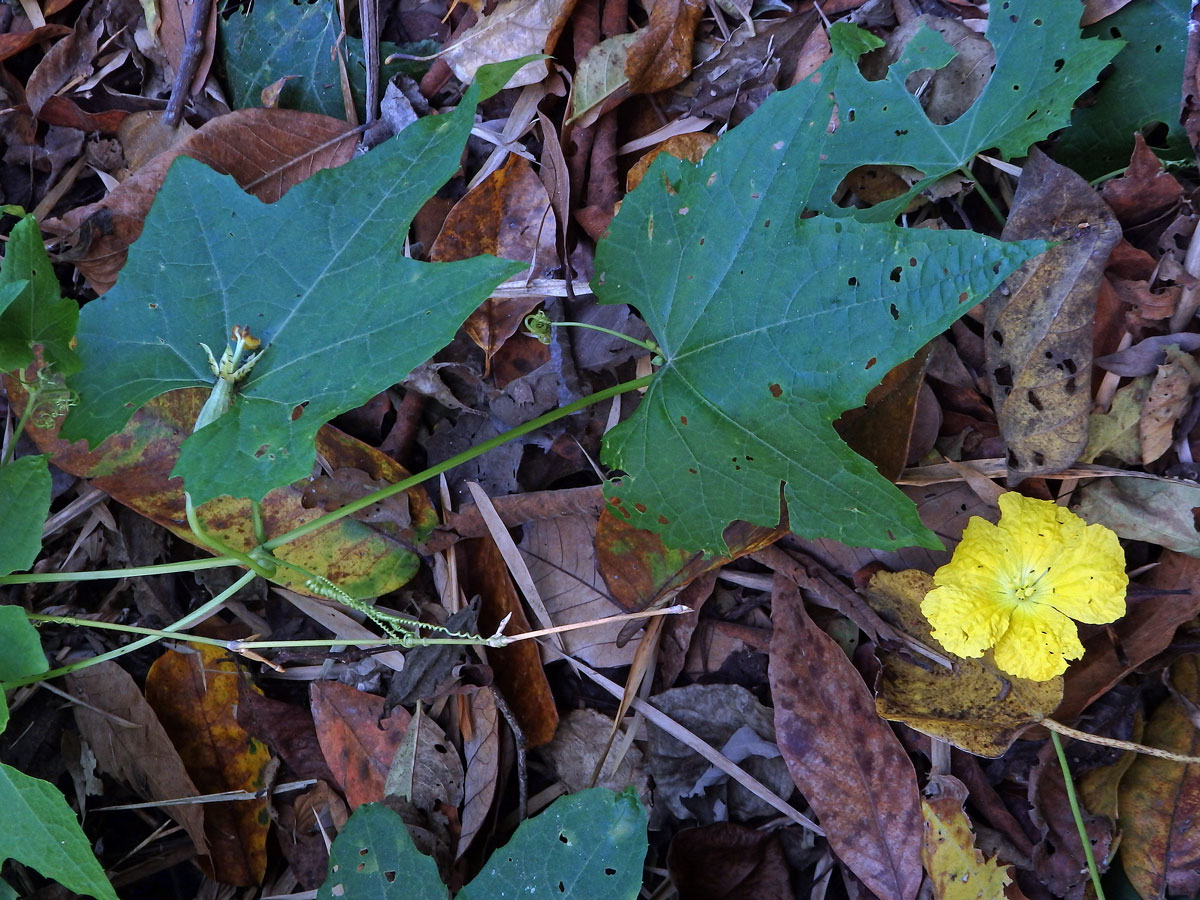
left=163, top=0, right=214, bottom=127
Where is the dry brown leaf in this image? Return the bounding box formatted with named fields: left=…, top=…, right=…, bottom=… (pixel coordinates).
left=66, top=662, right=209, bottom=858
left=310, top=681, right=412, bottom=809
left=457, top=687, right=500, bottom=859
left=24, top=5, right=102, bottom=117
left=985, top=147, right=1121, bottom=481
left=441, top=0, right=575, bottom=88
left=626, top=0, right=705, bottom=94
left=1139, top=344, right=1200, bottom=463
left=431, top=155, right=558, bottom=365
left=769, top=574, right=923, bottom=900
left=43, top=107, right=358, bottom=292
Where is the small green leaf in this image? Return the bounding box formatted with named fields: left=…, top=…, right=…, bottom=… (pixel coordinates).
left=63, top=72, right=526, bottom=504
left=218, top=0, right=437, bottom=118
left=0, top=604, right=49, bottom=682
left=0, top=763, right=117, bottom=900
left=0, top=454, right=51, bottom=576
left=595, top=71, right=1044, bottom=553
left=458, top=788, right=647, bottom=900
left=1055, top=0, right=1190, bottom=179
left=811, top=0, right=1124, bottom=220
left=317, top=803, right=447, bottom=900
left=0, top=215, right=80, bottom=375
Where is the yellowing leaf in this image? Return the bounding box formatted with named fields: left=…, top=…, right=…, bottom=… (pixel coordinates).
left=922, top=792, right=1013, bottom=900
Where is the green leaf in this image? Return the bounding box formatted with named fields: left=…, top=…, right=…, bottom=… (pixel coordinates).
left=0, top=604, right=49, bottom=682
left=317, top=789, right=646, bottom=900
left=810, top=0, right=1123, bottom=220
left=0, top=215, right=80, bottom=375
left=0, top=763, right=117, bottom=900
left=62, top=70, right=526, bottom=504
left=0, top=454, right=51, bottom=576
left=458, top=788, right=647, bottom=900
left=594, top=64, right=1045, bottom=553
left=219, top=0, right=437, bottom=118
left=1055, top=0, right=1190, bottom=180
left=317, top=803, right=447, bottom=900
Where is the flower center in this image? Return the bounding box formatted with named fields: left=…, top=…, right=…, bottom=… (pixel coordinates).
left=1012, top=568, right=1049, bottom=603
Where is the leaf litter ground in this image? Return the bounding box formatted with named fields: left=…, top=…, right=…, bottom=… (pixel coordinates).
left=1, top=0, right=1199, bottom=899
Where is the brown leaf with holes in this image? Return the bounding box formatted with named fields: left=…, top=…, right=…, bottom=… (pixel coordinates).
left=985, top=147, right=1121, bottom=481
left=769, top=574, right=922, bottom=900
left=43, top=108, right=358, bottom=293
left=310, top=681, right=412, bottom=809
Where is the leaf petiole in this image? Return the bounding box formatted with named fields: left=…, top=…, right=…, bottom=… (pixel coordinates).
left=524, top=311, right=664, bottom=364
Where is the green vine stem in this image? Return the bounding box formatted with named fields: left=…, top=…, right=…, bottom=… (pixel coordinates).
left=0, top=557, right=240, bottom=585
left=0, top=570, right=257, bottom=689
left=1050, top=730, right=1107, bottom=900
left=262, top=373, right=653, bottom=551
left=0, top=372, right=655, bottom=587
left=1, top=373, right=658, bottom=683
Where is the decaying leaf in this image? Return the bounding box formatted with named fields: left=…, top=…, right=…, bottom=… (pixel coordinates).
left=869, top=569, right=1063, bottom=757
left=1118, top=654, right=1200, bottom=900
left=985, top=148, right=1121, bottom=481
left=921, top=775, right=1013, bottom=900
left=1139, top=344, right=1200, bottom=464
left=144, top=645, right=273, bottom=885
left=769, top=575, right=923, bottom=900
left=440, top=0, right=570, bottom=88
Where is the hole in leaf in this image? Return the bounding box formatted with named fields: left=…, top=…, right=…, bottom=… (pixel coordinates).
left=865, top=357, right=877, bottom=369
left=889, top=304, right=900, bottom=320
left=991, top=330, right=1003, bottom=346
left=1054, top=58, right=1065, bottom=72
left=1109, top=26, right=1122, bottom=38
left=1063, top=358, right=1077, bottom=374
left=889, top=266, right=902, bottom=282
left=605, top=868, right=617, bottom=876
left=847, top=276, right=858, bottom=286
left=994, top=365, right=1013, bottom=388
left=1008, top=449, right=1019, bottom=467
left=559, top=833, right=570, bottom=844
left=1027, top=390, right=1043, bottom=412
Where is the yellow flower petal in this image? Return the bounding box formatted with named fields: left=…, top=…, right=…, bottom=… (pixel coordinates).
left=921, top=492, right=1127, bottom=682
left=991, top=602, right=1084, bottom=681
left=921, top=583, right=1012, bottom=658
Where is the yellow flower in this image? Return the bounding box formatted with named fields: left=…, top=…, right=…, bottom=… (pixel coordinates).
left=921, top=493, right=1127, bottom=682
